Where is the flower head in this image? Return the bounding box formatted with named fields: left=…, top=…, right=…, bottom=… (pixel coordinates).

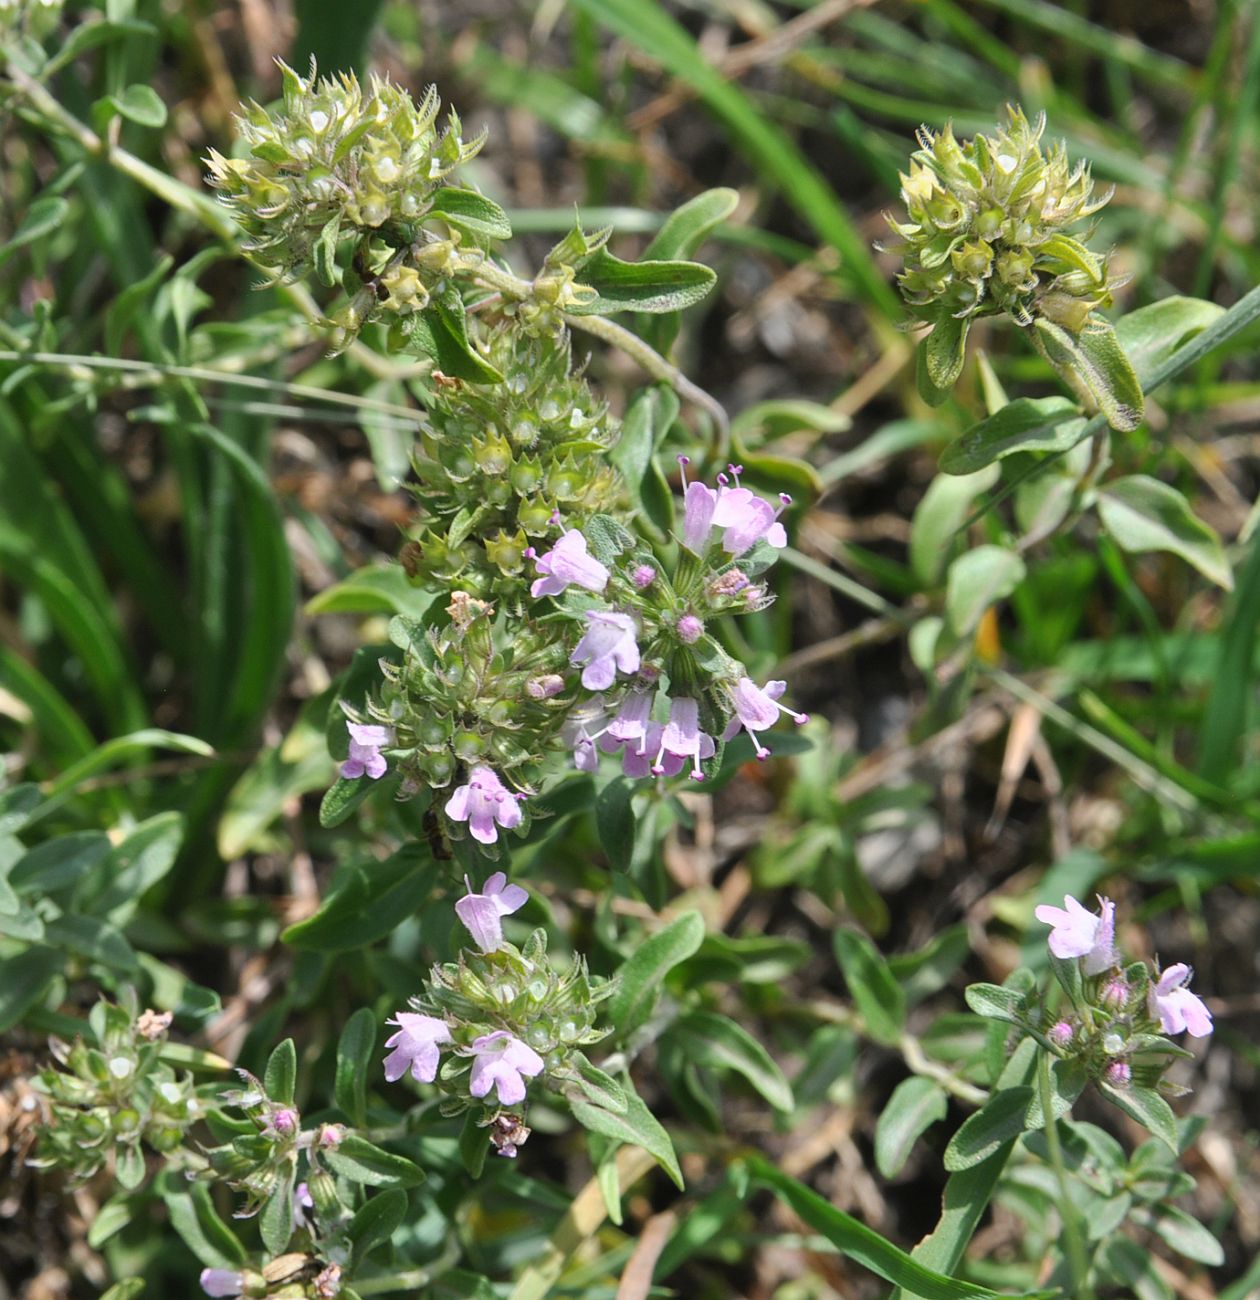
left=1033, top=894, right=1118, bottom=975
left=444, top=765, right=524, bottom=844
left=342, top=721, right=391, bottom=780
left=1148, top=963, right=1213, bottom=1038
left=383, top=1012, right=452, bottom=1083
left=679, top=461, right=789, bottom=556
left=570, top=610, right=640, bottom=691
left=1047, top=1020, right=1074, bottom=1048
left=529, top=529, right=609, bottom=598
left=455, top=871, right=528, bottom=953
left=467, top=1031, right=545, bottom=1106
left=1104, top=1060, right=1131, bottom=1087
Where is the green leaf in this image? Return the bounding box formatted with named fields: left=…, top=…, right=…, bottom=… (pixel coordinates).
left=348, top=1189, right=408, bottom=1267
left=459, top=1108, right=488, bottom=1179
left=875, top=1077, right=949, bottom=1178
left=74, top=813, right=184, bottom=924
left=940, top=397, right=1086, bottom=476
left=109, top=84, right=168, bottom=128
left=10, top=832, right=110, bottom=894
left=925, top=314, right=970, bottom=391
left=410, top=303, right=504, bottom=384
left=608, top=910, right=706, bottom=1038
left=43, top=914, right=136, bottom=973
left=264, top=1038, right=297, bottom=1105
left=158, top=1170, right=248, bottom=1268
left=115, top=1142, right=146, bottom=1190
left=260, top=1159, right=295, bottom=1254
left=567, top=1054, right=628, bottom=1115
left=916, top=341, right=954, bottom=408
left=568, top=1087, right=683, bottom=1189
left=335, top=1007, right=376, bottom=1127
left=325, top=1134, right=426, bottom=1187
left=833, top=929, right=906, bottom=1045
left=0, top=195, right=70, bottom=266
left=1033, top=317, right=1143, bottom=432
left=963, top=983, right=1027, bottom=1025
left=0, top=946, right=63, bottom=1031
left=943, top=1086, right=1035, bottom=1172
left=945, top=545, right=1026, bottom=637
left=318, top=775, right=380, bottom=829
left=1098, top=1082, right=1179, bottom=1154
left=88, top=1193, right=137, bottom=1249
left=306, top=566, right=438, bottom=618
left=281, top=844, right=438, bottom=951
left=643, top=187, right=739, bottom=261
left=1113, top=296, right=1224, bottom=385
left=909, top=464, right=999, bottom=585
left=568, top=247, right=716, bottom=315
left=750, top=1156, right=1051, bottom=1299
left=1096, top=474, right=1232, bottom=590
left=43, top=17, right=157, bottom=75
left=594, top=778, right=635, bottom=872
left=313, top=214, right=341, bottom=287
left=672, top=1010, right=793, bottom=1113
left=425, top=187, right=512, bottom=242
left=1139, top=1204, right=1225, bottom=1266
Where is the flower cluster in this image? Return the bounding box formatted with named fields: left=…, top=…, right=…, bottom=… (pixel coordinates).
left=883, top=105, right=1118, bottom=333
left=31, top=999, right=201, bottom=1187
left=1032, top=893, right=1211, bottom=1090
left=382, top=873, right=615, bottom=1160
left=401, top=327, right=622, bottom=601
left=206, top=61, right=483, bottom=284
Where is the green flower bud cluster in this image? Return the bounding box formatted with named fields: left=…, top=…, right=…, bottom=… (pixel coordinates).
left=884, top=105, right=1117, bottom=331
left=31, top=999, right=201, bottom=1186
left=201, top=1069, right=326, bottom=1221
left=401, top=327, right=622, bottom=602
left=420, top=925, right=615, bottom=1114
left=206, top=60, right=484, bottom=282
left=370, top=592, right=575, bottom=793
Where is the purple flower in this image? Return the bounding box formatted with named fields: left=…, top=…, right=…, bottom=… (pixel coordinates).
left=721, top=677, right=809, bottom=759
left=1148, top=963, right=1212, bottom=1038
left=530, top=529, right=609, bottom=598
left=607, top=691, right=653, bottom=751
left=199, top=1272, right=243, bottom=1299
left=652, top=696, right=716, bottom=781
left=561, top=697, right=611, bottom=772
left=570, top=611, right=640, bottom=691
left=676, top=613, right=704, bottom=644
left=1104, top=1060, right=1131, bottom=1087
left=341, top=721, right=391, bottom=780
left=444, top=765, right=524, bottom=845
left=455, top=871, right=528, bottom=953
left=1033, top=894, right=1118, bottom=975
left=267, top=1106, right=299, bottom=1137
left=293, top=1181, right=315, bottom=1231
left=632, top=564, right=657, bottom=589
left=468, top=1031, right=545, bottom=1106
left=678, top=459, right=790, bottom=556
left=383, top=1012, right=452, bottom=1083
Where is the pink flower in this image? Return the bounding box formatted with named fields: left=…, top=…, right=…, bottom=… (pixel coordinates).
left=721, top=677, right=809, bottom=758
left=293, top=1181, right=315, bottom=1231
left=199, top=1272, right=243, bottom=1299
left=468, top=1031, right=545, bottom=1106
left=1104, top=1060, right=1131, bottom=1087
left=561, top=697, right=611, bottom=772
left=341, top=721, right=391, bottom=780
left=444, top=765, right=524, bottom=845
left=678, top=459, right=789, bottom=556
left=1047, top=1021, right=1074, bottom=1048
left=455, top=871, right=528, bottom=952
left=1033, top=894, right=1118, bottom=975
left=570, top=611, right=640, bottom=691
left=1148, top=964, right=1212, bottom=1038
left=530, top=529, right=609, bottom=598
left=383, top=1012, right=452, bottom=1083
left=653, top=696, right=716, bottom=781
left=606, top=691, right=653, bottom=750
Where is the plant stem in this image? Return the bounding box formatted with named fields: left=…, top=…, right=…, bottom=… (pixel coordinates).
left=1037, top=1046, right=1093, bottom=1299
